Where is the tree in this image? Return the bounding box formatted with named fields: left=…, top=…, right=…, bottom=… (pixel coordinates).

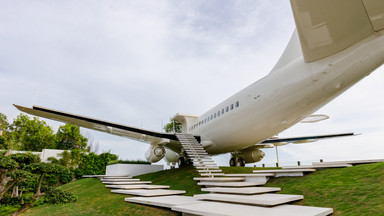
left=8, top=114, right=54, bottom=151
left=54, top=124, right=88, bottom=151
left=164, top=120, right=182, bottom=133
left=0, top=153, right=40, bottom=199
left=11, top=163, right=70, bottom=216
left=0, top=113, right=10, bottom=149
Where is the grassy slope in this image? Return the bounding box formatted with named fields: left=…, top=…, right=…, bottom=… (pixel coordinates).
left=265, top=162, right=384, bottom=215
left=21, top=162, right=384, bottom=215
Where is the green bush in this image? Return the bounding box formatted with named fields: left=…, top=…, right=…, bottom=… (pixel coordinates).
left=75, top=152, right=118, bottom=178
left=42, top=187, right=77, bottom=204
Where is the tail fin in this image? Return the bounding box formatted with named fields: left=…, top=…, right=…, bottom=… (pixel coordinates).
left=290, top=0, right=384, bottom=62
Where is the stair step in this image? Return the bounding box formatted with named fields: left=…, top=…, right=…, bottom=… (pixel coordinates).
left=200, top=173, right=225, bottom=177
left=125, top=195, right=201, bottom=208
left=194, top=177, right=245, bottom=182
left=198, top=181, right=264, bottom=187
left=102, top=181, right=151, bottom=185
left=172, top=201, right=333, bottom=216
left=101, top=178, right=140, bottom=182
left=111, top=189, right=185, bottom=197
left=194, top=193, right=303, bottom=207
left=196, top=166, right=220, bottom=169
left=201, top=187, right=281, bottom=195
left=101, top=176, right=132, bottom=179
left=197, top=169, right=222, bottom=173
left=106, top=184, right=170, bottom=189
left=282, top=164, right=352, bottom=169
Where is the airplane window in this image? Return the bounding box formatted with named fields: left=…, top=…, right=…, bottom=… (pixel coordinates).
left=236, top=101, right=239, bottom=107
left=204, top=119, right=206, bottom=123
left=226, top=106, right=229, bottom=112
left=217, top=111, right=220, bottom=117
left=231, top=104, right=234, bottom=110
left=222, top=109, right=224, bottom=114
left=211, top=115, right=213, bottom=120
left=214, top=113, right=216, bottom=118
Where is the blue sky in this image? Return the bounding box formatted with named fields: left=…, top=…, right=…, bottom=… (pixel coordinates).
left=1, top=0, right=384, bottom=166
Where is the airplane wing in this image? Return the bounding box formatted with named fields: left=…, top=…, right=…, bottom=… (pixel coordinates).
left=14, top=104, right=179, bottom=145
left=257, top=133, right=355, bottom=147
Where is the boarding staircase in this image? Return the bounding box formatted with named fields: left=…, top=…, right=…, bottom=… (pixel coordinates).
left=176, top=133, right=224, bottom=178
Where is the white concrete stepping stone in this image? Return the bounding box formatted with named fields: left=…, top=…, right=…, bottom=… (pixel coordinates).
left=200, top=173, right=225, bottom=177
left=101, top=178, right=140, bottom=182
left=111, top=189, right=185, bottom=197
left=198, top=181, right=264, bottom=187
left=194, top=193, right=303, bottom=207
left=253, top=169, right=316, bottom=177
left=172, top=202, right=333, bottom=216
left=282, top=164, right=352, bottom=169
left=201, top=187, right=281, bottom=195
left=312, top=159, right=384, bottom=166
left=197, top=169, right=222, bottom=173
left=194, top=177, right=245, bottom=182
left=102, top=176, right=132, bottom=179
left=125, top=195, right=202, bottom=208
left=224, top=174, right=273, bottom=183
left=103, top=181, right=151, bottom=185
left=105, top=184, right=170, bottom=189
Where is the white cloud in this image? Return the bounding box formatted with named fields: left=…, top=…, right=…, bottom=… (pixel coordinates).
left=1, top=0, right=383, bottom=166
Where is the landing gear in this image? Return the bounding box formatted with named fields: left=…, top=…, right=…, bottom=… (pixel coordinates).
left=229, top=157, right=246, bottom=167
left=178, top=156, right=191, bottom=167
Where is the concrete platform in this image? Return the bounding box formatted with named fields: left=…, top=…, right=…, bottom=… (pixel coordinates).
left=196, top=166, right=220, bottom=169
left=194, top=193, right=303, bottom=207
left=111, top=189, right=185, bottom=197
left=102, top=176, right=132, bottom=179
left=172, top=202, right=333, bottom=216
left=101, top=178, right=140, bottom=182
left=125, top=195, right=202, bottom=208
left=105, top=184, right=170, bottom=189
left=194, top=177, right=245, bottom=182
left=197, top=169, right=222, bottom=173
left=312, top=159, right=384, bottom=166
left=201, top=187, right=281, bottom=195
left=200, top=173, right=225, bottom=177
left=198, top=181, right=264, bottom=187
left=282, top=164, right=352, bottom=169
left=253, top=169, right=316, bottom=177
left=102, top=181, right=151, bottom=185
left=224, top=173, right=274, bottom=183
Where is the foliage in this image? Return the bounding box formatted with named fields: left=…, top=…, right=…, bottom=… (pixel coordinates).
left=107, top=159, right=151, bottom=165
left=7, top=114, right=54, bottom=151
left=42, top=186, right=77, bottom=204
left=54, top=124, right=88, bottom=151
left=75, top=152, right=118, bottom=178
left=164, top=120, right=182, bottom=133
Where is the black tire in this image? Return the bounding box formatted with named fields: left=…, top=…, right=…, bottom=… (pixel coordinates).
left=239, top=158, right=246, bottom=167
left=229, top=158, right=237, bottom=167
left=178, top=157, right=186, bottom=167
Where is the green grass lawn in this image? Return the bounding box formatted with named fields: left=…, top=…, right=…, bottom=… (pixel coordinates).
left=17, top=162, right=384, bottom=215
left=265, top=162, right=384, bottom=215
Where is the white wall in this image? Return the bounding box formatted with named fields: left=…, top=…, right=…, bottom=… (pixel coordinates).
left=106, top=164, right=164, bottom=177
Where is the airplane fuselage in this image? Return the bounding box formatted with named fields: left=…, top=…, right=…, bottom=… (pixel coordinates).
left=191, top=30, right=384, bottom=155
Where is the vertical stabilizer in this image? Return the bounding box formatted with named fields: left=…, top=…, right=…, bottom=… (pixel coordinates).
left=290, top=0, right=384, bottom=62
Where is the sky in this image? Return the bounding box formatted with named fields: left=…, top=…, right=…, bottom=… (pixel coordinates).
left=1, top=0, right=384, bottom=167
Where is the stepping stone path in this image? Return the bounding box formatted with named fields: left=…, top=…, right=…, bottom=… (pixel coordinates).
left=84, top=134, right=384, bottom=215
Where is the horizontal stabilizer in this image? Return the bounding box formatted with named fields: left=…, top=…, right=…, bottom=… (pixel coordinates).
left=259, top=132, right=355, bottom=146
left=291, top=0, right=379, bottom=62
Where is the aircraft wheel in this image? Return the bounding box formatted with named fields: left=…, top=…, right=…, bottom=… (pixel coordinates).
left=178, top=157, right=186, bottom=167
left=239, top=158, right=246, bottom=167
left=229, top=158, right=237, bottom=167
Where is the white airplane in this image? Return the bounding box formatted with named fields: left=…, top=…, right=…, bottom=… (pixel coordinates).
left=15, top=0, right=384, bottom=166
